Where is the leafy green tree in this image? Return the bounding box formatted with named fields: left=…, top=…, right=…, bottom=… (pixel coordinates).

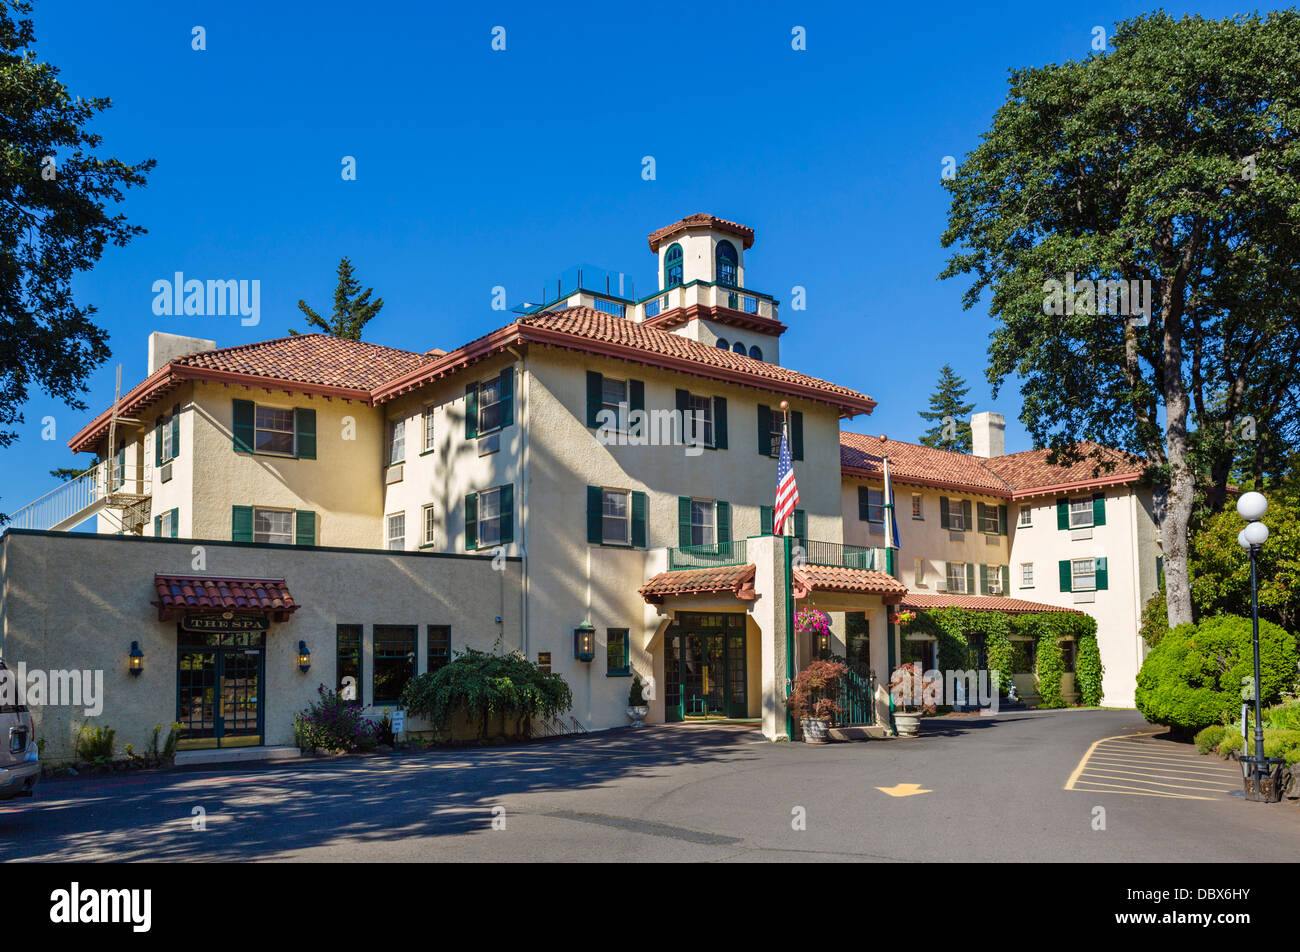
left=292, top=257, right=384, bottom=340
left=941, top=12, right=1300, bottom=629
left=48, top=464, right=90, bottom=482
left=918, top=363, right=974, bottom=452
left=0, top=1, right=153, bottom=454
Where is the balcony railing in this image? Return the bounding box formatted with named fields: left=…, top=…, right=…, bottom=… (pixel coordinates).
left=668, top=539, right=748, bottom=570
left=6, top=460, right=150, bottom=532
left=665, top=537, right=885, bottom=572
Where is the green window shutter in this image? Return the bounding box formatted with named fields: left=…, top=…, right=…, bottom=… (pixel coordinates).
left=498, top=368, right=514, bottom=428
left=231, top=505, right=253, bottom=543
left=169, top=410, right=181, bottom=460
left=713, top=396, right=728, bottom=449
left=169, top=508, right=179, bottom=538
left=940, top=563, right=950, bottom=592
left=295, top=408, right=317, bottom=460
left=295, top=510, right=316, bottom=546
left=678, top=496, right=691, bottom=547
left=464, top=493, right=478, bottom=550
left=232, top=400, right=254, bottom=454
left=499, top=484, right=514, bottom=545
left=940, top=496, right=950, bottom=529
left=586, top=371, right=603, bottom=427
left=965, top=563, right=975, bottom=594
left=716, top=500, right=731, bottom=544
left=587, top=486, right=603, bottom=544
left=976, top=502, right=987, bottom=528
left=1095, top=557, right=1108, bottom=591
left=1057, top=499, right=1069, bottom=530
left=979, top=563, right=989, bottom=594
left=999, top=505, right=1008, bottom=535
left=793, top=509, right=806, bottom=538
left=858, top=486, right=870, bottom=522
left=1059, top=560, right=1072, bottom=592
left=1092, top=493, right=1106, bottom=526
left=962, top=499, right=973, bottom=529
left=154, top=514, right=162, bottom=537
left=757, top=405, right=772, bottom=456
left=631, top=491, right=648, bottom=548
left=791, top=411, right=804, bottom=461
left=761, top=505, right=773, bottom=535
left=464, top=384, right=479, bottom=439
left=629, top=379, right=645, bottom=415
left=1002, top=565, right=1011, bottom=593
left=154, top=420, right=164, bottom=466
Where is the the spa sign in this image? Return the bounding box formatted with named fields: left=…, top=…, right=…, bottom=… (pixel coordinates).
left=180, top=612, right=269, bottom=633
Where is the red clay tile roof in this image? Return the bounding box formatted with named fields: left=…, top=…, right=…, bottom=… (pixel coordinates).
left=152, top=574, right=299, bottom=619
left=793, top=565, right=907, bottom=602
left=840, top=433, right=1147, bottom=498
left=647, top=213, right=755, bottom=251
left=639, top=564, right=757, bottom=603
left=376, top=307, right=876, bottom=414
left=898, top=593, right=1083, bottom=615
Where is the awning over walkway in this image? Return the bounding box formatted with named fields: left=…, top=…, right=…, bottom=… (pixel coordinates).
left=792, top=565, right=907, bottom=603
left=898, top=593, right=1083, bottom=615
left=152, top=574, right=299, bottom=621
left=639, top=564, right=757, bottom=604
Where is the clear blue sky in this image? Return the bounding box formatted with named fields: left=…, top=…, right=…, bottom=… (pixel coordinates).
left=4, top=0, right=1254, bottom=512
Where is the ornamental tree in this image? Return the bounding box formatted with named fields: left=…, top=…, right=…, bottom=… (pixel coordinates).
left=940, top=12, right=1300, bottom=629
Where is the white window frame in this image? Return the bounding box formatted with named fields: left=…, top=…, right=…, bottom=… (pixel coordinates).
left=386, top=512, right=405, bottom=550
left=946, top=562, right=967, bottom=594
left=1069, top=499, right=1094, bottom=529
left=254, top=406, right=295, bottom=456
left=948, top=502, right=967, bottom=532
left=986, top=564, right=1004, bottom=595
left=866, top=488, right=884, bottom=525
left=978, top=504, right=1000, bottom=536
left=911, top=493, right=923, bottom=520
left=1071, top=558, right=1097, bottom=592
left=423, top=405, right=436, bottom=453
left=161, top=412, right=178, bottom=463
left=1018, top=506, right=1032, bottom=527
left=1021, top=563, right=1034, bottom=588
left=914, top=558, right=925, bottom=586
left=686, top=394, right=714, bottom=447
left=422, top=504, right=437, bottom=546
left=159, top=508, right=178, bottom=537
left=388, top=418, right=406, bottom=466
left=601, top=378, right=629, bottom=431
left=477, top=487, right=503, bottom=547
left=602, top=488, right=631, bottom=545
left=478, top=376, right=504, bottom=434
left=690, top=498, right=716, bottom=547
left=253, top=507, right=293, bottom=545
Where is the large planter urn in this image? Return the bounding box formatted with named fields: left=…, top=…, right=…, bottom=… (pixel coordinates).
left=626, top=705, right=649, bottom=728
left=801, top=717, right=831, bottom=745
left=894, top=711, right=922, bottom=737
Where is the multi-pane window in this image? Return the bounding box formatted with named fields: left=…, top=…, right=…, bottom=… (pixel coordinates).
left=386, top=512, right=405, bottom=550
left=914, top=558, right=925, bottom=586
left=1072, top=558, right=1097, bottom=591
left=1021, top=563, right=1034, bottom=588
left=161, top=415, right=177, bottom=462
left=255, top=406, right=295, bottom=455
left=537, top=652, right=552, bottom=674
left=388, top=418, right=405, bottom=465
left=422, top=504, right=437, bottom=546
left=986, top=565, right=1004, bottom=595
left=478, top=376, right=503, bottom=433
left=336, top=625, right=362, bottom=702
left=845, top=613, right=870, bottom=670
left=427, top=625, right=451, bottom=673
left=664, top=243, right=683, bottom=287
left=253, top=508, right=293, bottom=545
left=1069, top=499, right=1094, bottom=528
left=159, top=509, right=178, bottom=537
left=716, top=240, right=738, bottom=286
left=606, top=629, right=630, bottom=676
left=477, top=487, right=503, bottom=547
left=690, top=499, right=716, bottom=546
left=423, top=406, right=436, bottom=452
left=372, top=625, right=417, bottom=705
left=601, top=378, right=628, bottom=428
left=946, top=562, right=967, bottom=593
left=912, top=494, right=923, bottom=519
left=948, top=501, right=967, bottom=531
left=979, top=504, right=1000, bottom=535
left=686, top=394, right=713, bottom=446
left=767, top=414, right=783, bottom=456
left=602, top=489, right=630, bottom=545
left=112, top=441, right=126, bottom=490
left=1019, top=506, right=1032, bottom=527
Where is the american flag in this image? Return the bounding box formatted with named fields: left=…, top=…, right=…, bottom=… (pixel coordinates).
left=773, top=421, right=800, bottom=535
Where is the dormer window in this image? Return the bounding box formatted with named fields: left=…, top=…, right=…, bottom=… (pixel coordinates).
left=664, top=243, right=683, bottom=288
left=715, top=240, right=738, bottom=287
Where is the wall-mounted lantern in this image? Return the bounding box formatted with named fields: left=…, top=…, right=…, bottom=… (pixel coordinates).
left=297, top=640, right=312, bottom=673
left=815, top=631, right=830, bottom=658
left=574, top=622, right=595, bottom=662
left=128, top=641, right=144, bottom=677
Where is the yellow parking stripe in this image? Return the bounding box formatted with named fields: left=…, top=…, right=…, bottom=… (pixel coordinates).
left=1068, top=778, right=1219, bottom=800
left=1084, top=756, right=1238, bottom=777
left=1078, top=769, right=1233, bottom=791
left=1065, top=730, right=1238, bottom=799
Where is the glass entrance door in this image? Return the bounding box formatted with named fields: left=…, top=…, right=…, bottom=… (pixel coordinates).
left=177, top=625, right=266, bottom=749
left=664, top=613, right=747, bottom=720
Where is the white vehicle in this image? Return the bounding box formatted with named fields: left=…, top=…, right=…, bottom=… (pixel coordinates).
left=0, top=660, right=40, bottom=800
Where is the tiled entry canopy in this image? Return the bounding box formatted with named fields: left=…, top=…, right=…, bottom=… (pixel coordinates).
left=152, top=574, right=299, bottom=622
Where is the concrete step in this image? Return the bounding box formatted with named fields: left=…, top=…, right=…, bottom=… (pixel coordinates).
left=175, top=746, right=302, bottom=767
left=827, top=725, right=890, bottom=742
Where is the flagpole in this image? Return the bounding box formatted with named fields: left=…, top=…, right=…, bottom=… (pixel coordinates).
left=779, top=400, right=795, bottom=741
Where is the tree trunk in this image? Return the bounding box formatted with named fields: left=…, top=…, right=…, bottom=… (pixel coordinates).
left=1159, top=249, right=1196, bottom=629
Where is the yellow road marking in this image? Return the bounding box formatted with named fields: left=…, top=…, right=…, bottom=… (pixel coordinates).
left=1078, top=769, right=1234, bottom=791
left=1084, top=756, right=1239, bottom=777
left=1067, top=778, right=1219, bottom=800
left=876, top=783, right=932, bottom=797
left=1065, top=730, right=1237, bottom=800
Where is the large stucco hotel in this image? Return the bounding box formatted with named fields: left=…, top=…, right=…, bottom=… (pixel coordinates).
left=0, top=214, right=1163, bottom=762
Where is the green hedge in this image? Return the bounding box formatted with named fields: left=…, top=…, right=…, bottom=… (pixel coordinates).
left=1195, top=724, right=1226, bottom=754
left=1216, top=728, right=1300, bottom=765
left=1076, top=633, right=1105, bottom=706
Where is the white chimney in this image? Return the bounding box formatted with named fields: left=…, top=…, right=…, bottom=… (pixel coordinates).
left=971, top=411, right=1006, bottom=458
left=149, top=331, right=216, bottom=374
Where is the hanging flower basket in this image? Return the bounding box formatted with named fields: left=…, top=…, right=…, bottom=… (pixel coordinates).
left=795, top=609, right=832, bottom=638
left=888, top=609, right=917, bottom=627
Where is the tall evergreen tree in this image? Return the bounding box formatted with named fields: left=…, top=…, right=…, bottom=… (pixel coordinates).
left=918, top=364, right=975, bottom=452
left=292, top=257, right=384, bottom=340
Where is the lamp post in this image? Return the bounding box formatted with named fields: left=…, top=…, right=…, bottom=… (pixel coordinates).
left=1236, top=491, right=1284, bottom=801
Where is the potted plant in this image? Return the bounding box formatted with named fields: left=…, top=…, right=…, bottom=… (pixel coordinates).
left=888, top=662, right=932, bottom=736
left=626, top=674, right=649, bottom=727
left=787, top=660, right=848, bottom=744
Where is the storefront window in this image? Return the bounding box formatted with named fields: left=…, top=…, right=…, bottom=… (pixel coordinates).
left=373, top=625, right=416, bottom=705
left=337, top=624, right=362, bottom=703
left=427, top=625, right=451, bottom=673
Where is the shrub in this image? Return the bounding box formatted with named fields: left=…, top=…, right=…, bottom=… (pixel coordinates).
left=1032, top=625, right=1066, bottom=709
left=628, top=674, right=646, bottom=707
left=294, top=685, right=379, bottom=753
left=74, top=724, right=115, bottom=762
left=400, top=647, right=573, bottom=741
left=1139, top=589, right=1169, bottom=648
left=1216, top=728, right=1300, bottom=765
left=1076, top=633, right=1105, bottom=706
left=1195, top=724, right=1226, bottom=754
left=1264, top=700, right=1300, bottom=731
left=1135, top=615, right=1299, bottom=733
left=787, top=660, right=848, bottom=722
